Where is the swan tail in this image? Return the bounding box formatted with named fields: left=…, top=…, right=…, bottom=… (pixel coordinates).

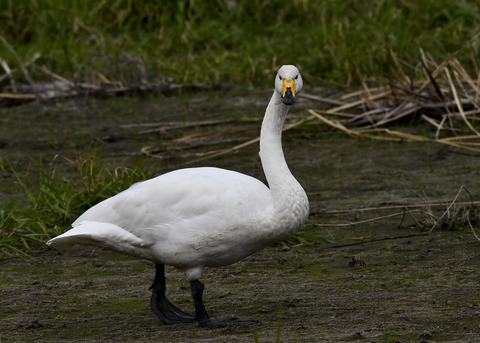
left=46, top=221, right=149, bottom=253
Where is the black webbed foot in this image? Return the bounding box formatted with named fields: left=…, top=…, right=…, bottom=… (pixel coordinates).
left=150, top=263, right=194, bottom=324
left=190, top=279, right=258, bottom=328
left=150, top=288, right=195, bottom=324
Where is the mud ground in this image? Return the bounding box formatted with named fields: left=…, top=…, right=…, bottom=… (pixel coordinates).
left=1, top=91, right=480, bottom=342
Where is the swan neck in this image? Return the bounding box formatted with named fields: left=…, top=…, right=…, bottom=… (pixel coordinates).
left=259, top=89, right=309, bottom=237
left=259, top=90, right=296, bottom=197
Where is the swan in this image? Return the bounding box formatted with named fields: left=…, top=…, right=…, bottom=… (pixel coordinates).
left=47, top=65, right=309, bottom=328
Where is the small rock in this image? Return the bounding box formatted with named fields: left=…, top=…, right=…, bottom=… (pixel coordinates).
left=26, top=320, right=43, bottom=329
left=418, top=331, right=433, bottom=339
left=348, top=256, right=366, bottom=267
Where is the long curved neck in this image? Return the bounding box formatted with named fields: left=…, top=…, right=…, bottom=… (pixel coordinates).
left=259, top=90, right=304, bottom=207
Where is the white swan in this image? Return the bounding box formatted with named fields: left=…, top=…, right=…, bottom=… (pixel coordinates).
left=47, top=65, right=309, bottom=328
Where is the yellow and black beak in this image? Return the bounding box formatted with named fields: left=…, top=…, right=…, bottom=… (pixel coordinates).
left=281, top=79, right=296, bottom=105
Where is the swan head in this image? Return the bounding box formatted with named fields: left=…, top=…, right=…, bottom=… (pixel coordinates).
left=275, top=65, right=303, bottom=106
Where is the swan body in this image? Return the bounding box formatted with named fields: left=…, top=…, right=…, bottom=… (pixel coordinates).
left=47, top=65, right=309, bottom=327
left=59, top=166, right=305, bottom=279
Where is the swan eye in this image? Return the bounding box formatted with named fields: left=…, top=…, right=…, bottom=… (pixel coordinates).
left=295, top=75, right=299, bottom=80
left=278, top=75, right=282, bottom=80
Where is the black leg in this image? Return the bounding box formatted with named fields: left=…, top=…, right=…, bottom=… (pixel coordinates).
left=150, top=263, right=194, bottom=324
left=190, top=280, right=211, bottom=325
left=190, top=279, right=258, bottom=328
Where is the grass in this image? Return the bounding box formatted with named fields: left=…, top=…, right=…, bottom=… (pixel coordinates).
left=382, top=335, right=402, bottom=343
left=0, top=150, right=152, bottom=258
left=0, top=0, right=479, bottom=87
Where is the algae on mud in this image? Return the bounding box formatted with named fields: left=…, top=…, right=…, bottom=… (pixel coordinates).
left=1, top=91, right=480, bottom=342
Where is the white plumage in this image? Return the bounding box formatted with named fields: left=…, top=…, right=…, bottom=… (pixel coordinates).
left=47, top=65, right=309, bottom=327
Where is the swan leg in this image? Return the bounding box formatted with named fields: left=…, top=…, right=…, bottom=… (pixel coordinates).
left=150, top=263, right=194, bottom=324
left=190, top=280, right=258, bottom=328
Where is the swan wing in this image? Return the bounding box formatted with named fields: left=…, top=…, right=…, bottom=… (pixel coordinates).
left=49, top=167, right=272, bottom=262
left=73, top=167, right=271, bottom=229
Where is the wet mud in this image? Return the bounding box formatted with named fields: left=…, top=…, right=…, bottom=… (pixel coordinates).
left=1, top=90, right=480, bottom=342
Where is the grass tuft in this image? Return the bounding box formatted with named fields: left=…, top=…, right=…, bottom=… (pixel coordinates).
left=0, top=150, right=151, bottom=259
left=287, top=220, right=332, bottom=246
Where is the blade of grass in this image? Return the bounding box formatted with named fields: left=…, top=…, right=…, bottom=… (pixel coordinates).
left=444, top=68, right=480, bottom=137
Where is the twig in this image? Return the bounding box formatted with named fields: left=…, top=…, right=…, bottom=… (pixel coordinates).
left=316, top=211, right=422, bottom=227
left=0, top=92, right=38, bottom=100
left=321, top=201, right=480, bottom=214
left=450, top=58, right=480, bottom=95
left=467, top=218, right=480, bottom=242
left=299, top=92, right=345, bottom=106
left=338, top=86, right=389, bottom=101
left=435, top=115, right=447, bottom=139
left=0, top=58, right=15, bottom=92
left=429, top=185, right=473, bottom=232
left=445, top=68, right=480, bottom=137
left=38, top=65, right=73, bottom=86
left=309, top=109, right=357, bottom=119
left=120, top=119, right=247, bottom=130
left=388, top=47, right=411, bottom=90
left=402, top=206, right=425, bottom=228
left=136, top=119, right=261, bottom=135
left=319, top=233, right=429, bottom=250
left=183, top=116, right=312, bottom=165
left=322, top=90, right=392, bottom=114
left=367, top=102, right=422, bottom=128
left=348, top=108, right=387, bottom=124
left=0, top=35, right=36, bottom=89
left=420, top=47, right=445, bottom=101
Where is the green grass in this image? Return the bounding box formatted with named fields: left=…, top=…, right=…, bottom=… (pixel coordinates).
left=287, top=220, right=332, bottom=246
left=382, top=335, right=402, bottom=343
left=1, top=0, right=479, bottom=87
left=0, top=150, right=152, bottom=259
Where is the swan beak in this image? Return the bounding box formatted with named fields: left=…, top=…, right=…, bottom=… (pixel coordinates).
left=282, top=79, right=296, bottom=105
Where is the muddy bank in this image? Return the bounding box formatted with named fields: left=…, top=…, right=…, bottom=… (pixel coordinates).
left=1, top=91, right=480, bottom=342
left=1, top=229, right=479, bottom=342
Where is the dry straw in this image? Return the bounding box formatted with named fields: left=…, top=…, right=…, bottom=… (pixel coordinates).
left=181, top=35, right=480, bottom=164
left=305, top=41, right=480, bottom=154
